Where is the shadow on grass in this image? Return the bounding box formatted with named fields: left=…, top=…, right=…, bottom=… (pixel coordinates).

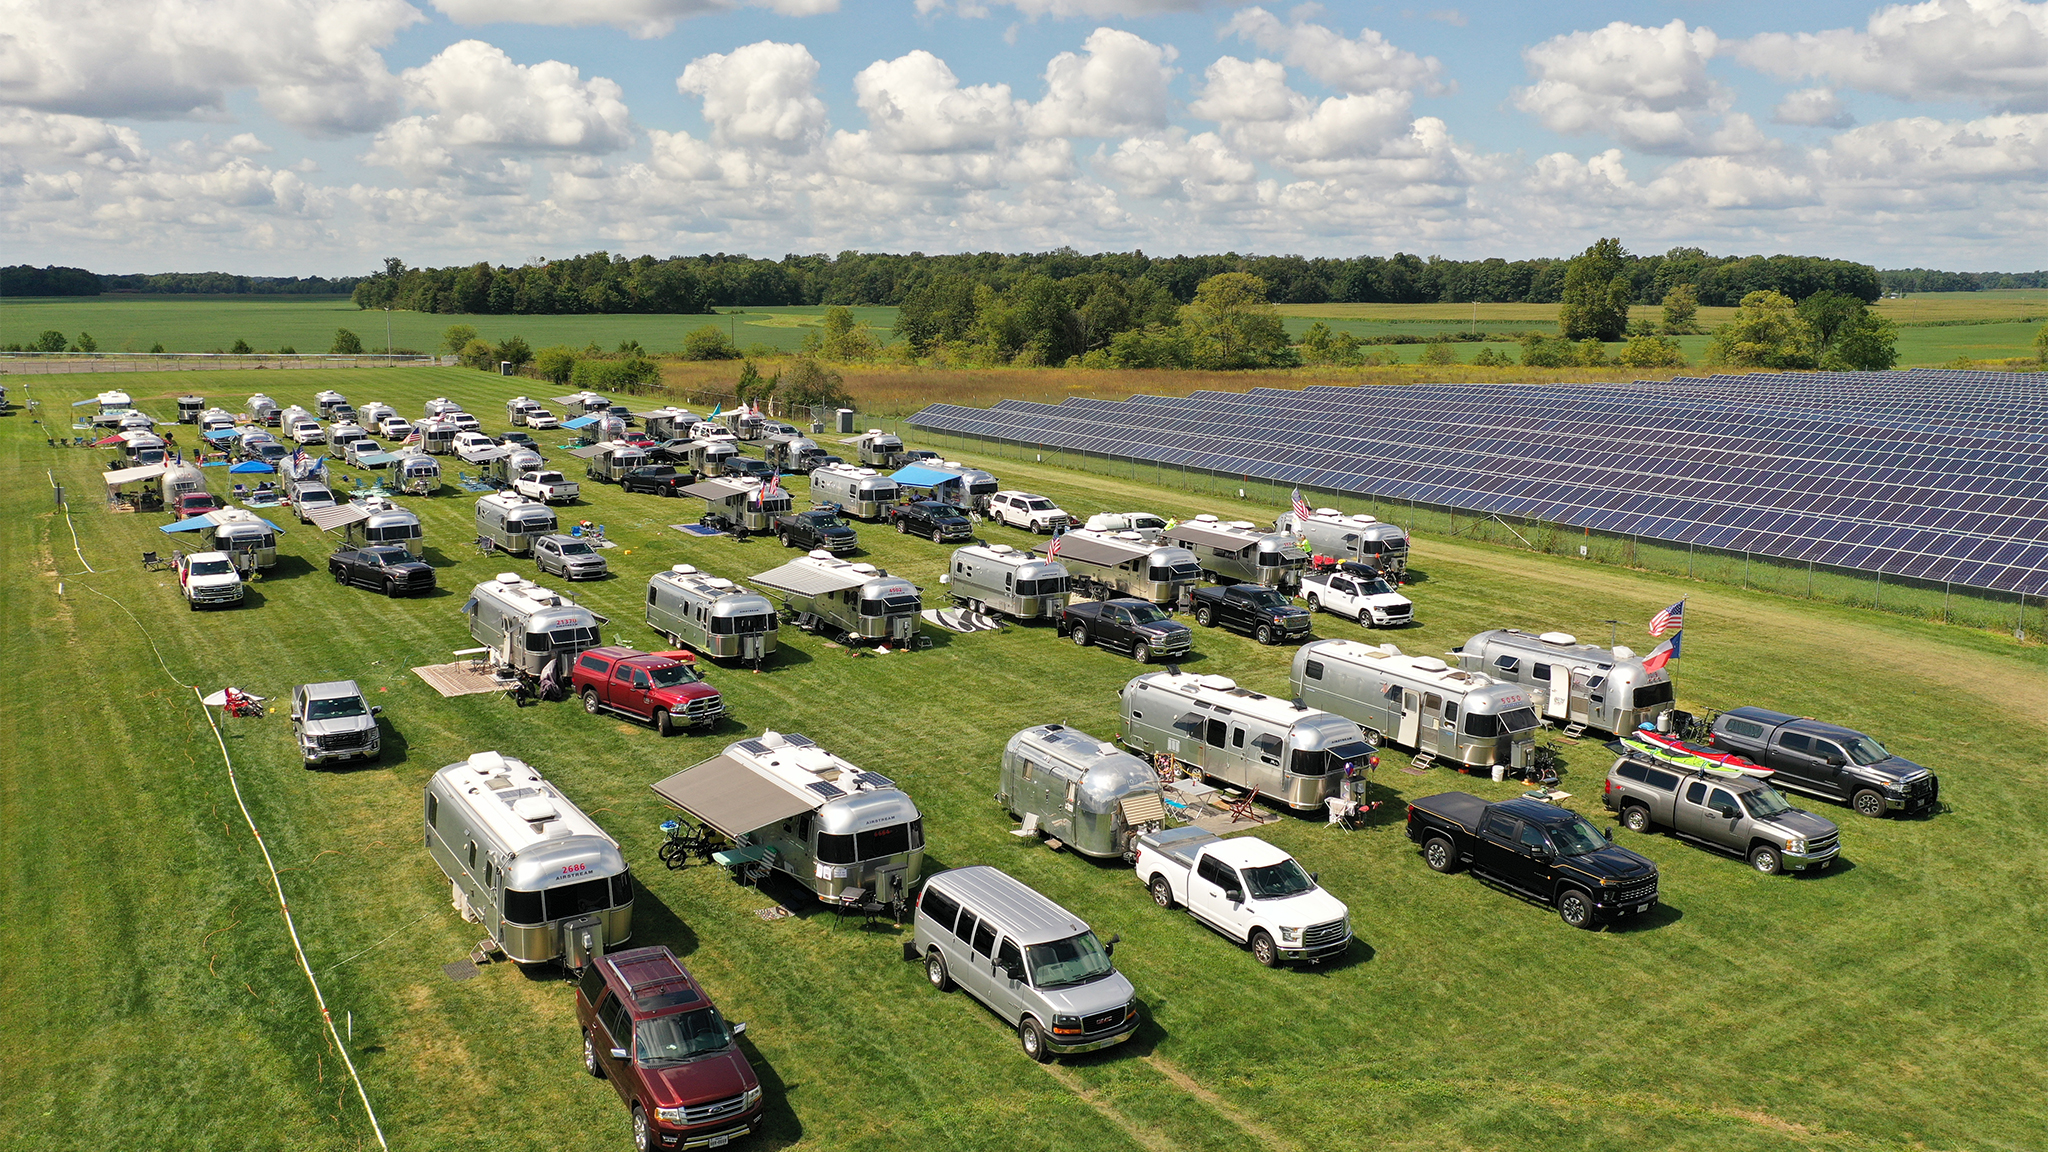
left=1793, top=856, right=1855, bottom=879
left=266, top=553, right=316, bottom=580
left=740, top=1034, right=805, bottom=1149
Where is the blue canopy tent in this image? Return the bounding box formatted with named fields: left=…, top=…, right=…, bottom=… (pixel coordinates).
left=561, top=415, right=600, bottom=429
left=161, top=513, right=286, bottom=535
left=229, top=460, right=275, bottom=473
left=889, top=463, right=961, bottom=490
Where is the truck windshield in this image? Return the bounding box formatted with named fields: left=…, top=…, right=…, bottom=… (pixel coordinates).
left=1243, top=859, right=1316, bottom=899
left=1740, top=787, right=1793, bottom=817
left=1843, top=735, right=1890, bottom=765
left=306, top=696, right=367, bottom=720
left=636, top=1007, right=734, bottom=1067
left=646, top=664, right=702, bottom=687
left=1027, top=932, right=1115, bottom=989
left=1125, top=604, right=1169, bottom=624
left=189, top=559, right=234, bottom=576
left=1548, top=818, right=1610, bottom=857
left=1237, top=589, right=1291, bottom=609
left=1633, top=681, right=1675, bottom=709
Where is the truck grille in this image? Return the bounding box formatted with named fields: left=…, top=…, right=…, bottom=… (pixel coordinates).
left=1804, top=831, right=1841, bottom=857
left=1283, top=617, right=1312, bottom=634
left=1381, top=604, right=1412, bottom=621
left=685, top=695, right=724, bottom=720
left=1616, top=878, right=1658, bottom=906
left=192, top=586, right=241, bottom=602
left=1082, top=1006, right=1129, bottom=1034
left=316, top=731, right=371, bottom=751
left=1302, top=918, right=1348, bottom=948
left=681, top=1093, right=748, bottom=1126
left=1146, top=633, right=1192, bottom=655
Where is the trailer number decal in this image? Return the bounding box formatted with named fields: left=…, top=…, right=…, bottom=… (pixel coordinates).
left=1499, top=695, right=1525, bottom=706
left=558, top=863, right=588, bottom=878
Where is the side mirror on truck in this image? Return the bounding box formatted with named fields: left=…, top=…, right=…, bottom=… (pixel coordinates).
left=1225, top=889, right=1243, bottom=904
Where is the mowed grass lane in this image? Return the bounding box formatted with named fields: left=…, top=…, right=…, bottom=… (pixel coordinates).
left=3, top=367, right=2045, bottom=1152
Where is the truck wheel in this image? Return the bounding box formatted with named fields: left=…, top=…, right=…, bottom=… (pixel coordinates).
left=583, top=1029, right=604, bottom=1078
left=780, top=532, right=792, bottom=547
left=1133, top=641, right=1153, bottom=665
left=1255, top=624, right=1276, bottom=645
left=1249, top=930, right=1281, bottom=968
left=926, top=949, right=953, bottom=992
left=1557, top=888, right=1595, bottom=929
left=654, top=709, right=674, bottom=737
left=582, top=688, right=601, bottom=715
left=1070, top=624, right=1089, bottom=647
left=896, top=519, right=909, bottom=534
left=384, top=578, right=401, bottom=598
left=1852, top=789, right=1886, bottom=819
left=1149, top=875, right=1177, bottom=909
left=1019, top=1018, right=1053, bottom=1064
left=333, top=569, right=346, bottom=584
left=631, top=1105, right=653, bottom=1152
left=1749, top=844, right=1783, bottom=875
left=1621, top=804, right=1652, bottom=834
left=189, top=600, right=200, bottom=611
left=1423, top=836, right=1458, bottom=873
left=1195, top=606, right=1215, bottom=627
left=1305, top=594, right=1321, bottom=612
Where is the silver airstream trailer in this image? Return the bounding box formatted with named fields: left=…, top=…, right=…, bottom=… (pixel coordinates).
left=1167, top=515, right=1307, bottom=591
left=120, top=431, right=168, bottom=466
left=762, top=433, right=826, bottom=474
left=1454, top=629, right=1675, bottom=736
left=199, top=407, right=238, bottom=434
left=852, top=429, right=905, bottom=468
left=679, top=476, right=791, bottom=533
left=475, top=492, right=558, bottom=555
left=1291, top=640, right=1539, bottom=772
left=553, top=390, right=611, bottom=416
left=357, top=402, right=396, bottom=433
left=1117, top=669, right=1372, bottom=813
left=808, top=463, right=899, bottom=520
left=943, top=543, right=1071, bottom=621
left=999, top=723, right=1166, bottom=860
left=1275, top=508, right=1411, bottom=579
left=177, top=395, right=206, bottom=424
left=894, top=459, right=999, bottom=512
left=329, top=496, right=423, bottom=549
left=422, top=396, right=463, bottom=419
left=637, top=406, right=697, bottom=440
left=719, top=409, right=766, bottom=440
left=425, top=750, right=633, bottom=968
left=204, top=507, right=282, bottom=570
left=484, top=447, right=546, bottom=488
left=245, top=394, right=280, bottom=426
left=397, top=451, right=442, bottom=495
left=415, top=415, right=459, bottom=456
left=578, top=441, right=649, bottom=484
left=645, top=565, right=780, bottom=663
left=328, top=421, right=371, bottom=451
left=651, top=731, right=925, bottom=911
left=315, top=390, right=348, bottom=417
left=506, top=396, right=543, bottom=426
left=1042, top=530, right=1200, bottom=606
left=288, top=476, right=338, bottom=522
left=751, top=552, right=922, bottom=647
left=162, top=460, right=207, bottom=505
left=463, top=573, right=604, bottom=678
left=686, top=438, right=741, bottom=477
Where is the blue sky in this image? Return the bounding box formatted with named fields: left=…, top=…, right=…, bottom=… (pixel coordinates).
left=5, top=0, right=2045, bottom=276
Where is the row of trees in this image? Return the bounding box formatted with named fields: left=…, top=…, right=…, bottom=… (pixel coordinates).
left=0, top=265, right=363, bottom=296
left=1880, top=268, right=2048, bottom=293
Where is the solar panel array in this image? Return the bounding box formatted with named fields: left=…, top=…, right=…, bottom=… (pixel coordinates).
left=908, top=369, right=2048, bottom=597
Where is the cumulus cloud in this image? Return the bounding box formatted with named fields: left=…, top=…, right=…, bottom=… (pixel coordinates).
left=1025, top=28, right=1178, bottom=138
left=1514, top=19, right=1769, bottom=155
left=0, top=0, right=422, bottom=135
left=915, top=0, right=1206, bottom=16
left=364, top=42, right=631, bottom=181
left=678, top=41, right=828, bottom=151
left=1737, top=0, right=2048, bottom=113
left=850, top=50, right=1022, bottom=153
left=1775, top=87, right=1855, bottom=128
left=1188, top=55, right=1428, bottom=171
left=428, top=0, right=837, bottom=40
left=1222, top=7, right=1449, bottom=95
left=1818, top=112, right=2048, bottom=182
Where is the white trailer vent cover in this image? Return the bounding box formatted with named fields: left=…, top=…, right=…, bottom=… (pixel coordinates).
left=1539, top=632, right=1577, bottom=645
left=513, top=796, right=559, bottom=823
left=1413, top=657, right=1448, bottom=672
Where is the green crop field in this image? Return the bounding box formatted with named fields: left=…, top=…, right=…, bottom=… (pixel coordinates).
left=4, top=367, right=2046, bottom=1152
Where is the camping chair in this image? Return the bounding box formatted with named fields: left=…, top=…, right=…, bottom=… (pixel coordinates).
left=1224, top=788, right=1262, bottom=824
left=142, top=551, right=171, bottom=571
left=233, top=483, right=248, bottom=500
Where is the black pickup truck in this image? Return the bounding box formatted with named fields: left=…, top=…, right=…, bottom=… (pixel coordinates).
left=886, top=499, right=974, bottom=542
left=776, top=506, right=858, bottom=553
left=1406, top=793, right=1660, bottom=929
left=1189, top=584, right=1312, bottom=645
left=620, top=465, right=692, bottom=496
left=1059, top=598, right=1193, bottom=663
left=1708, top=707, right=1939, bottom=818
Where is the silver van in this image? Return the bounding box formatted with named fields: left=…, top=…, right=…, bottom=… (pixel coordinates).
left=913, top=866, right=1140, bottom=1063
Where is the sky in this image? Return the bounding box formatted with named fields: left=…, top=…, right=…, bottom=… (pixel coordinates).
left=3, top=0, right=2045, bottom=277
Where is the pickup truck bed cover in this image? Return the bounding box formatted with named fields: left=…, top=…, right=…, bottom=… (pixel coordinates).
left=1135, top=825, right=1217, bottom=868
left=1407, top=792, right=1487, bottom=831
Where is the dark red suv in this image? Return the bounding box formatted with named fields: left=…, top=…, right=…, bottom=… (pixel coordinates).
left=571, top=647, right=725, bottom=736
left=576, top=947, right=765, bottom=1151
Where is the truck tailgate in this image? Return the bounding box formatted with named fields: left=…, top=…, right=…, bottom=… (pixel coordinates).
left=1408, top=792, right=1489, bottom=833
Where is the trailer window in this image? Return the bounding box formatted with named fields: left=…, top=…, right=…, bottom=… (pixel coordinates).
left=860, top=595, right=920, bottom=617
left=1303, top=660, right=1324, bottom=681
left=1493, top=655, right=1519, bottom=674
left=1205, top=719, right=1227, bottom=748
left=1633, top=681, right=1674, bottom=709
left=1462, top=712, right=1500, bottom=737
left=711, top=613, right=772, bottom=635
left=611, top=871, right=634, bottom=906
left=816, top=833, right=857, bottom=865
left=426, top=794, right=437, bottom=827
left=1498, top=707, right=1538, bottom=733
left=542, top=876, right=614, bottom=922
left=853, top=820, right=922, bottom=860
left=919, top=888, right=961, bottom=935
left=504, top=888, right=542, bottom=924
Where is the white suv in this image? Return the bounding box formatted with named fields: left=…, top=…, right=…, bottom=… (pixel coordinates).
left=987, top=491, right=1071, bottom=534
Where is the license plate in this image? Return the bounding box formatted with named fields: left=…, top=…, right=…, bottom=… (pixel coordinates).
left=1635, top=904, right=1649, bottom=913
left=708, top=1137, right=729, bottom=1148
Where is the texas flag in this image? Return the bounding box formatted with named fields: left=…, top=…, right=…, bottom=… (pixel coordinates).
left=1642, top=630, right=1681, bottom=672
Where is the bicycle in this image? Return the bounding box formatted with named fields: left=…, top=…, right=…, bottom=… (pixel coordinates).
left=658, top=818, right=721, bottom=870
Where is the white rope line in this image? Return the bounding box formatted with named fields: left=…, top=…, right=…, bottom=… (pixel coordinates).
left=73, top=584, right=391, bottom=1149
left=48, top=468, right=99, bottom=573
left=320, top=910, right=435, bottom=975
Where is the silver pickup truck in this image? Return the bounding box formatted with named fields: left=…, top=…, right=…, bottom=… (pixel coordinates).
left=1601, top=751, right=1840, bottom=875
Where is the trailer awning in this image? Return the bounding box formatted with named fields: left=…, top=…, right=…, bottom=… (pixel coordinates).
left=350, top=451, right=399, bottom=468
left=1169, top=524, right=1259, bottom=552
left=307, top=504, right=371, bottom=532
left=103, top=464, right=167, bottom=487
left=159, top=517, right=214, bottom=534
left=564, top=444, right=609, bottom=459
left=561, top=415, right=599, bottom=429
left=204, top=428, right=240, bottom=443
left=751, top=559, right=868, bottom=597
left=461, top=445, right=511, bottom=462
left=679, top=479, right=750, bottom=501
left=889, top=464, right=958, bottom=488
left=1041, top=534, right=1146, bottom=567
left=650, top=756, right=813, bottom=839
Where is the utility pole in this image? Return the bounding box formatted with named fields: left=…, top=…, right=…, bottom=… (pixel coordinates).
left=385, top=306, right=392, bottom=356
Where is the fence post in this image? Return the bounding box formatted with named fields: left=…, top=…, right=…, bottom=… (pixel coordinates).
left=1874, top=571, right=1881, bottom=611
left=1807, top=560, right=1813, bottom=598
left=1942, top=582, right=1950, bottom=623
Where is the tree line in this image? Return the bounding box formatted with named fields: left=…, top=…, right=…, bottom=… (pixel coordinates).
left=0, top=265, right=364, bottom=296
left=1878, top=268, right=2048, bottom=294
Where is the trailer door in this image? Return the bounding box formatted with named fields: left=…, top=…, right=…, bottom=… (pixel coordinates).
left=1397, top=690, right=1421, bottom=747
left=1539, top=662, right=1567, bottom=719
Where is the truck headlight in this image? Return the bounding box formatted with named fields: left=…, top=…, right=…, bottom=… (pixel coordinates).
left=1785, top=838, right=1806, bottom=853
left=1279, top=926, right=1301, bottom=943
left=1052, top=1014, right=1083, bottom=1035
left=742, top=1086, right=762, bottom=1109
left=656, top=1106, right=687, bottom=1123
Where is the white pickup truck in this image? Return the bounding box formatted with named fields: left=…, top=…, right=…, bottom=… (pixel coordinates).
left=514, top=469, right=580, bottom=504
left=176, top=550, right=245, bottom=609
left=1135, top=827, right=1351, bottom=967
left=453, top=432, right=503, bottom=464
left=1298, top=563, right=1413, bottom=627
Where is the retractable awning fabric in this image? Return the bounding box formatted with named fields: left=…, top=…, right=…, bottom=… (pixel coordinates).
left=1041, top=534, right=1146, bottom=567
left=650, top=756, right=813, bottom=838
left=351, top=451, right=399, bottom=467
left=103, top=464, right=167, bottom=486
left=1169, top=524, right=1257, bottom=552
left=565, top=445, right=609, bottom=459
left=751, top=559, right=867, bottom=597
left=307, top=504, right=371, bottom=532
left=159, top=518, right=213, bottom=534
left=680, top=479, right=749, bottom=501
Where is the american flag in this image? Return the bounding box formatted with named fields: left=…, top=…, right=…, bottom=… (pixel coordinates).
left=401, top=431, right=421, bottom=445
left=1291, top=488, right=1312, bottom=521
left=1649, top=600, right=1684, bottom=637
left=754, top=472, right=780, bottom=505
left=1047, top=533, right=1063, bottom=558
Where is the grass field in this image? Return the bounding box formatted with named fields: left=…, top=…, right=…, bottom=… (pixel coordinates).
left=5, top=365, right=2045, bottom=1152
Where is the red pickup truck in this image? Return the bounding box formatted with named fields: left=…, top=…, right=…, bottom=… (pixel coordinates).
left=571, top=647, right=726, bottom=736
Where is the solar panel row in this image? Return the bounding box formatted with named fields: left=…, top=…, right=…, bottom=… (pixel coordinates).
left=907, top=369, right=2048, bottom=597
